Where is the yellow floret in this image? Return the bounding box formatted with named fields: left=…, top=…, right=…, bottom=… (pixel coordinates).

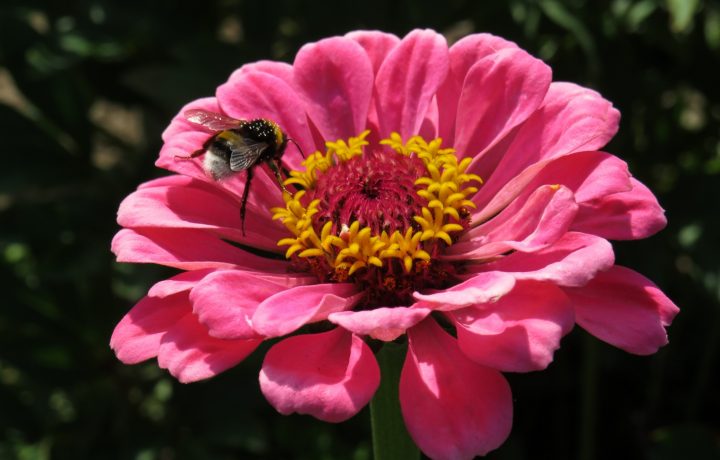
left=326, top=130, right=370, bottom=162
left=413, top=150, right=482, bottom=225
left=414, top=206, right=464, bottom=246
left=271, top=191, right=318, bottom=235
left=380, top=132, right=413, bottom=156
left=284, top=151, right=334, bottom=189
left=379, top=228, right=431, bottom=273
left=272, top=191, right=324, bottom=257
left=409, top=136, right=456, bottom=168
left=326, top=222, right=387, bottom=275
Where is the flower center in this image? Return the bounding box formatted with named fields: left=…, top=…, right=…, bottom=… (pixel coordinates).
left=313, top=150, right=426, bottom=234
left=271, top=131, right=482, bottom=307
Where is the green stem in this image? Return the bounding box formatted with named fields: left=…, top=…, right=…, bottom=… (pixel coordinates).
left=370, top=342, right=420, bottom=460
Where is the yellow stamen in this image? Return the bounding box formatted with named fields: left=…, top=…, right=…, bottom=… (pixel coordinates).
left=326, top=130, right=370, bottom=162
left=270, top=130, right=482, bottom=279
left=380, top=132, right=413, bottom=156
left=327, top=222, right=386, bottom=275
left=379, top=228, right=431, bottom=273
left=413, top=148, right=481, bottom=223
left=284, top=151, right=334, bottom=189
left=414, top=207, right=464, bottom=246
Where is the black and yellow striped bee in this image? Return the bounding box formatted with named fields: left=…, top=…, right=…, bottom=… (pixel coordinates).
left=181, top=109, right=301, bottom=235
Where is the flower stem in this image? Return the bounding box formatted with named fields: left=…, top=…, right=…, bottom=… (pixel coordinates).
left=370, top=342, right=420, bottom=460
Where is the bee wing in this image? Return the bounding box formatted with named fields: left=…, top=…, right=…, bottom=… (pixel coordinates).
left=229, top=140, right=268, bottom=171
left=184, top=109, right=244, bottom=131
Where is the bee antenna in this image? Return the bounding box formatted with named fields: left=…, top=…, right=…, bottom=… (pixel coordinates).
left=288, top=138, right=305, bottom=159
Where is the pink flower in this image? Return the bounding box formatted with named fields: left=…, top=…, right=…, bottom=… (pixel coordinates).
left=111, top=30, right=678, bottom=459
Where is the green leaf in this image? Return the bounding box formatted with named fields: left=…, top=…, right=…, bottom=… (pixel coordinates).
left=538, top=0, right=598, bottom=74
left=705, top=5, right=720, bottom=48
left=667, top=0, right=700, bottom=33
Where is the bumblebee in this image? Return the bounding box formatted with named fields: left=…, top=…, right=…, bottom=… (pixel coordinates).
left=180, top=109, right=301, bottom=235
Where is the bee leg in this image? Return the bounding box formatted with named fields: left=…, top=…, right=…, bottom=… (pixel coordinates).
left=279, top=159, right=305, bottom=192
left=277, top=159, right=294, bottom=183
left=269, top=158, right=290, bottom=194
left=240, top=167, right=253, bottom=237
left=175, top=148, right=204, bottom=160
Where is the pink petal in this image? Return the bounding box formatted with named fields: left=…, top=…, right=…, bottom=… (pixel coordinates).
left=453, top=281, right=574, bottom=372
left=110, top=291, right=190, bottom=364
left=229, top=60, right=295, bottom=86
left=147, top=269, right=215, bottom=298
left=567, top=266, right=679, bottom=355
left=531, top=82, right=619, bottom=154
left=111, top=228, right=288, bottom=272
left=252, top=283, right=360, bottom=337
left=259, top=328, right=380, bottom=422
left=217, top=68, right=314, bottom=167
left=293, top=37, right=373, bottom=141
left=473, top=151, right=631, bottom=225
left=413, top=271, right=516, bottom=311
left=158, top=313, right=260, bottom=383
left=374, top=29, right=449, bottom=138
left=437, top=33, right=519, bottom=144
left=190, top=270, right=314, bottom=340
left=345, top=31, right=401, bottom=135
left=474, top=82, right=620, bottom=187
left=136, top=174, right=196, bottom=190
left=117, top=175, right=284, bottom=252
left=448, top=185, right=578, bottom=260
left=561, top=153, right=631, bottom=204
left=417, top=96, right=440, bottom=140
left=327, top=306, right=431, bottom=341
left=454, top=47, right=551, bottom=161
left=448, top=33, right=520, bottom=82
left=572, top=177, right=667, bottom=240
left=345, top=30, right=400, bottom=73
left=400, top=318, right=513, bottom=459
left=477, top=232, right=615, bottom=288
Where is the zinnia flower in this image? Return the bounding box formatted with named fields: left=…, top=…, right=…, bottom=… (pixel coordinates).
left=111, top=29, right=679, bottom=459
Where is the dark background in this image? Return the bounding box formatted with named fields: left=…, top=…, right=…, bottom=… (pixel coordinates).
left=1, top=0, right=718, bottom=459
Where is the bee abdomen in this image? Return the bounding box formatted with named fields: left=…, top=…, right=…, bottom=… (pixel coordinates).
left=204, top=131, right=241, bottom=180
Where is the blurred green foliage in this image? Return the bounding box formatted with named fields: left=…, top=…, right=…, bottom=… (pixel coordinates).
left=0, top=0, right=718, bottom=459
